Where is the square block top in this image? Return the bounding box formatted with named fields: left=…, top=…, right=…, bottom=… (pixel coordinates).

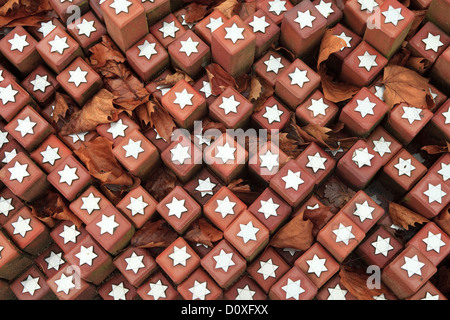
left=376, top=0, right=415, bottom=37
left=281, top=0, right=327, bottom=37
left=408, top=21, right=450, bottom=63
left=101, top=0, right=146, bottom=27
left=0, top=26, right=39, bottom=63
left=168, top=29, right=210, bottom=63
left=211, top=15, right=256, bottom=55
left=258, top=0, right=294, bottom=24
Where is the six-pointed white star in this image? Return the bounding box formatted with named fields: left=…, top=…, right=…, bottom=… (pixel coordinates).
left=401, top=255, right=425, bottom=278
left=422, top=33, right=443, bottom=52
left=352, top=147, right=374, bottom=168
left=441, top=106, right=450, bottom=124
left=422, top=231, right=446, bottom=253
left=423, top=183, right=446, bottom=204
left=21, top=275, right=41, bottom=296
left=138, top=40, right=157, bottom=59
left=2, top=149, right=17, bottom=164
left=358, top=51, right=378, bottom=71
left=8, top=161, right=30, bottom=183
left=166, top=197, right=188, bottom=219
left=315, top=0, right=334, bottom=18
left=76, top=18, right=96, bottom=38
left=0, top=197, right=14, bottom=217
left=371, top=235, right=394, bottom=257
left=236, top=284, right=256, bottom=300
left=437, top=162, right=449, bottom=181
left=199, top=81, right=212, bottom=98
left=189, top=281, right=210, bottom=300
left=215, top=196, right=236, bottom=218
left=327, top=284, right=348, bottom=300
left=48, top=35, right=70, bottom=55
left=0, top=84, right=18, bottom=105
left=282, top=169, right=304, bottom=191
left=109, top=282, right=129, bottom=300
left=12, top=216, right=32, bottom=238
left=169, top=245, right=191, bottom=266
left=206, top=17, right=224, bottom=33
left=354, top=97, right=376, bottom=117
left=170, top=143, right=191, bottom=164
left=237, top=221, right=259, bottom=244
left=127, top=196, right=148, bottom=216
left=353, top=200, right=375, bottom=222
left=372, top=136, right=391, bottom=157
left=75, top=245, right=98, bottom=266
left=58, top=164, right=78, bottom=186
left=195, top=177, right=216, bottom=197
left=336, top=32, right=352, bottom=51
left=258, top=198, right=279, bottom=219
left=107, top=119, right=128, bottom=139
left=179, top=37, right=199, bottom=57
left=38, top=20, right=56, bottom=38
left=125, top=251, right=146, bottom=273
left=358, top=0, right=378, bottom=12
left=80, top=192, right=101, bottom=214
left=159, top=21, right=179, bottom=38
left=289, top=67, right=309, bottom=87
left=394, top=157, right=416, bottom=177
left=55, top=274, right=75, bottom=295
left=173, top=88, right=194, bottom=109
left=282, top=278, right=305, bottom=300
left=306, top=254, right=328, bottom=277
left=263, top=104, right=283, bottom=124
left=15, top=116, right=36, bottom=137
left=96, top=214, right=119, bottom=235
left=264, top=55, right=284, bottom=74
left=68, top=67, right=88, bottom=87
left=219, top=95, right=240, bottom=114
left=110, top=0, right=132, bottom=14
left=306, top=152, right=327, bottom=173
left=147, top=279, right=168, bottom=300
left=382, top=5, right=404, bottom=26
left=224, top=23, right=245, bottom=44
left=8, top=33, right=29, bottom=52
left=249, top=15, right=270, bottom=33
left=215, top=142, right=236, bottom=163
left=401, top=106, right=422, bottom=124
left=213, top=249, right=235, bottom=272
left=308, top=98, right=329, bottom=117
left=123, top=138, right=144, bottom=159
left=59, top=224, right=80, bottom=244
left=30, top=74, right=51, bottom=93
left=257, top=258, right=279, bottom=280
left=0, top=130, right=8, bottom=149
left=259, top=150, right=279, bottom=172
left=294, top=10, right=316, bottom=29
left=333, top=223, right=355, bottom=245
left=268, top=0, right=287, bottom=15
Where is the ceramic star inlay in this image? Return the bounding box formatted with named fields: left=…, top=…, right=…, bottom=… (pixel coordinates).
left=59, top=224, right=80, bottom=244
left=421, top=292, right=440, bottom=300
left=373, top=293, right=388, bottom=300
left=264, top=55, right=284, bottom=74
left=371, top=235, right=394, bottom=257
left=257, top=258, right=278, bottom=280
left=12, top=216, right=32, bottom=238
left=2, top=149, right=17, bottom=165
left=423, top=183, right=446, bottom=204
left=394, top=157, right=415, bottom=177
left=268, top=0, right=287, bottom=15
left=15, top=116, right=36, bottom=137
left=106, top=119, right=128, bottom=139
left=236, top=284, right=256, bottom=300
left=8, top=161, right=30, bottom=183
left=219, top=95, right=240, bottom=114
left=358, top=51, right=378, bottom=71
left=45, top=251, right=65, bottom=271
left=327, top=284, right=348, bottom=300
left=30, top=74, right=51, bottom=93
left=80, top=192, right=101, bottom=214
left=437, top=163, right=449, bottom=181
left=8, top=33, right=29, bottom=52
left=401, top=255, right=425, bottom=278
left=401, top=106, right=422, bottom=124
left=48, top=35, right=69, bottom=55
left=282, top=169, right=304, bottom=191
left=21, top=275, right=41, bottom=296
left=422, top=231, right=446, bottom=253
left=315, top=0, right=334, bottom=18
left=76, top=19, right=96, bottom=38
left=308, top=98, right=329, bottom=117
left=138, top=40, right=157, bottom=60
left=294, top=10, right=316, bottom=29
left=0, top=84, right=18, bottom=105
left=166, top=197, right=188, bottom=219
left=38, top=20, right=56, bottom=38
left=215, top=142, right=236, bottom=163
left=55, top=274, right=75, bottom=295
left=352, top=147, right=374, bottom=168
left=206, top=17, right=224, bottom=33
left=69, top=131, right=88, bottom=143
left=68, top=66, right=88, bottom=87
left=96, top=214, right=119, bottom=235
left=382, top=5, right=404, bottom=26
left=215, top=196, right=236, bottom=218
left=126, top=196, right=148, bottom=216
left=358, top=0, right=378, bottom=12
left=372, top=136, right=391, bottom=157
left=123, top=138, right=144, bottom=159
left=441, top=106, right=450, bottom=125
left=422, top=33, right=443, bottom=52
left=258, top=198, right=279, bottom=219
left=354, top=97, right=376, bottom=118
left=179, top=37, right=199, bottom=57
left=125, top=252, right=146, bottom=273
left=224, top=23, right=245, bottom=44
left=195, top=177, right=216, bottom=197
left=353, top=200, right=375, bottom=222
left=237, top=221, right=259, bottom=244
left=110, top=0, right=132, bottom=15
left=289, top=67, right=309, bottom=87
left=0, top=197, right=14, bottom=217
left=249, top=15, right=270, bottom=33
left=147, top=280, right=168, bottom=300
left=259, top=150, right=279, bottom=172
left=336, top=32, right=352, bottom=51
left=58, top=165, right=78, bottom=186
left=189, top=281, right=210, bottom=300
left=213, top=249, right=235, bottom=272
left=333, top=223, right=355, bottom=245
left=199, top=81, right=212, bottom=98
left=306, top=152, right=327, bottom=173
left=75, top=245, right=98, bottom=266
left=109, top=282, right=129, bottom=300
left=169, top=245, right=191, bottom=266
left=0, top=130, right=8, bottom=149
left=282, top=278, right=305, bottom=300
left=173, top=88, right=194, bottom=110
left=170, top=143, right=191, bottom=165
left=262, top=104, right=283, bottom=124
left=306, top=254, right=328, bottom=277
left=159, top=21, right=179, bottom=38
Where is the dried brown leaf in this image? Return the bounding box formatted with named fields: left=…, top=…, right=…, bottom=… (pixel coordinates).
left=155, top=69, right=194, bottom=86
left=388, top=202, right=429, bottom=230
left=214, top=0, right=239, bottom=18
left=318, top=67, right=360, bottom=103
left=323, top=179, right=356, bottom=209
left=269, top=211, right=314, bottom=251
left=435, top=208, right=450, bottom=236
left=144, top=167, right=178, bottom=202
left=227, top=179, right=260, bottom=205
left=406, top=56, right=431, bottom=75
left=184, top=2, right=209, bottom=23
left=421, top=143, right=450, bottom=155
left=131, top=219, right=178, bottom=248
left=205, top=63, right=237, bottom=96
left=317, top=28, right=348, bottom=68
left=303, top=206, right=334, bottom=236
left=339, top=268, right=385, bottom=300
left=184, top=218, right=223, bottom=247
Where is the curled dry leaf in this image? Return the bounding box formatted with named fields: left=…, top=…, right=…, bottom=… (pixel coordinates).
left=339, top=267, right=386, bottom=300
left=144, top=167, right=178, bottom=202
left=303, top=205, right=334, bottom=236
left=227, top=178, right=260, bottom=205
left=318, top=66, right=360, bottom=103
left=60, top=89, right=119, bottom=135
left=435, top=209, right=450, bottom=236
left=51, top=92, right=69, bottom=123
left=214, top=0, right=239, bottom=18
left=269, top=211, right=314, bottom=251
left=406, top=56, right=431, bottom=75
left=389, top=46, right=411, bottom=67
left=144, top=98, right=177, bottom=142
left=30, top=192, right=82, bottom=228
left=205, top=63, right=237, bottom=96
left=131, top=219, right=178, bottom=248
left=322, top=178, right=356, bottom=209
left=0, top=0, right=54, bottom=28
left=421, top=142, right=450, bottom=155
left=89, top=35, right=126, bottom=68
left=274, top=132, right=304, bottom=158
left=382, top=65, right=434, bottom=109
left=249, top=76, right=274, bottom=112
left=184, top=218, right=223, bottom=247
left=155, top=69, right=194, bottom=86
left=317, top=28, right=348, bottom=68
left=388, top=202, right=429, bottom=230
left=183, top=2, right=209, bottom=23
